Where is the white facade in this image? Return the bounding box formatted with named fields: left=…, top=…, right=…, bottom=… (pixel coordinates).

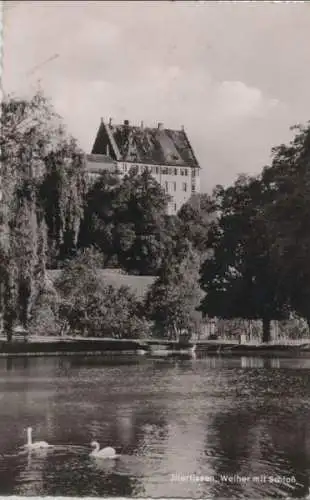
left=86, top=157, right=200, bottom=215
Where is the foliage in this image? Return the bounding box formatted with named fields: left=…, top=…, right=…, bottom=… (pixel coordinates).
left=0, top=92, right=51, bottom=338
left=177, top=193, right=217, bottom=256
left=199, top=174, right=290, bottom=342
left=55, top=248, right=149, bottom=338
left=2, top=90, right=309, bottom=346
left=40, top=137, right=86, bottom=266
left=77, top=170, right=122, bottom=263
left=0, top=91, right=86, bottom=340
left=261, top=122, right=310, bottom=324
left=93, top=284, right=151, bottom=339
left=79, top=169, right=173, bottom=275
left=145, top=247, right=204, bottom=341
left=28, top=284, right=60, bottom=336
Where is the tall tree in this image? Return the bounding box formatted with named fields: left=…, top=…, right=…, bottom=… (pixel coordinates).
left=78, top=170, right=122, bottom=265
left=261, top=122, right=310, bottom=326
left=0, top=92, right=54, bottom=339
left=199, top=175, right=289, bottom=342
left=79, top=169, right=173, bottom=275
left=145, top=246, right=204, bottom=341
left=177, top=192, right=216, bottom=257
left=40, top=138, right=86, bottom=267
left=0, top=91, right=86, bottom=339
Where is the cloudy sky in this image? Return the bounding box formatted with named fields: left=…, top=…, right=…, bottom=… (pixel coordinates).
left=3, top=1, right=310, bottom=192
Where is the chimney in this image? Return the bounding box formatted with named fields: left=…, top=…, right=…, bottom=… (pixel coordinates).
left=141, top=121, right=144, bottom=130
left=109, top=117, right=112, bottom=126
left=158, top=122, right=164, bottom=131
left=124, top=119, right=129, bottom=126
left=181, top=125, right=185, bottom=132
left=100, top=117, right=104, bottom=123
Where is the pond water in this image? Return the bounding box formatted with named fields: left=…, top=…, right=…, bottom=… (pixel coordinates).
left=0, top=354, right=310, bottom=498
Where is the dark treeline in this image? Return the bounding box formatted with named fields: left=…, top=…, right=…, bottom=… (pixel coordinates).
left=1, top=92, right=310, bottom=342
left=200, top=122, right=310, bottom=342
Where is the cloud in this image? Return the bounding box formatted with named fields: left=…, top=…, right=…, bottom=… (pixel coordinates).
left=212, top=81, right=279, bottom=120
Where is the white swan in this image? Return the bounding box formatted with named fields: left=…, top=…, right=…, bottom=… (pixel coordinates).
left=90, top=441, right=119, bottom=459
left=25, top=427, right=50, bottom=450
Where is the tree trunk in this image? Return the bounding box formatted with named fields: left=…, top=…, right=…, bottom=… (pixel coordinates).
left=172, top=322, right=179, bottom=342
left=3, top=301, right=15, bottom=343
left=262, top=317, right=271, bottom=343
left=306, top=318, right=310, bottom=336
left=4, top=316, right=13, bottom=343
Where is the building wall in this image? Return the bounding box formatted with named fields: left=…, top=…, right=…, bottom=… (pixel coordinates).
left=85, top=159, right=200, bottom=214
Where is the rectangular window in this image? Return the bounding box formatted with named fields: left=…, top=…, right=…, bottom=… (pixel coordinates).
left=182, top=182, right=187, bottom=192
left=184, top=169, right=188, bottom=176
left=168, top=167, right=173, bottom=175
left=191, top=184, right=196, bottom=193
left=165, top=181, right=169, bottom=192
left=156, top=167, right=159, bottom=175
left=173, top=182, right=176, bottom=191
left=180, top=169, right=184, bottom=176
left=174, top=168, right=178, bottom=175
left=174, top=203, right=177, bottom=212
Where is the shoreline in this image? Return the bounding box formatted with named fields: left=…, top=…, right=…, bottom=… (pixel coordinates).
left=1, top=337, right=310, bottom=357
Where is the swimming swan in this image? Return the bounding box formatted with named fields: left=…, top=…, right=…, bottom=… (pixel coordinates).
left=25, top=427, right=50, bottom=450
left=90, top=441, right=119, bottom=459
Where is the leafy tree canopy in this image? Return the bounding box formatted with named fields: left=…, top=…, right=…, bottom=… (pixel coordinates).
left=260, top=122, right=310, bottom=323
left=199, top=174, right=290, bottom=342
left=145, top=246, right=204, bottom=341
left=79, top=169, right=173, bottom=275
left=0, top=91, right=86, bottom=340
left=55, top=248, right=149, bottom=338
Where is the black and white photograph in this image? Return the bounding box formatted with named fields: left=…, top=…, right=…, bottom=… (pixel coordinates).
left=1, top=1, right=310, bottom=498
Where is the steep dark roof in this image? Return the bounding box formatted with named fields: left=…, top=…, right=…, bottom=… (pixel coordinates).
left=91, top=121, right=200, bottom=168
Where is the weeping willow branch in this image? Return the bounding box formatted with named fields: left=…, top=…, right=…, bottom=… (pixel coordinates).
left=0, top=91, right=86, bottom=340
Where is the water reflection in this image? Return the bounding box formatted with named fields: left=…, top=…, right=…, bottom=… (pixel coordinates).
left=0, top=354, right=310, bottom=497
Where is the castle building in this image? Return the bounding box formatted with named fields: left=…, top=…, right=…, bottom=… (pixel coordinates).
left=87, top=118, right=201, bottom=215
